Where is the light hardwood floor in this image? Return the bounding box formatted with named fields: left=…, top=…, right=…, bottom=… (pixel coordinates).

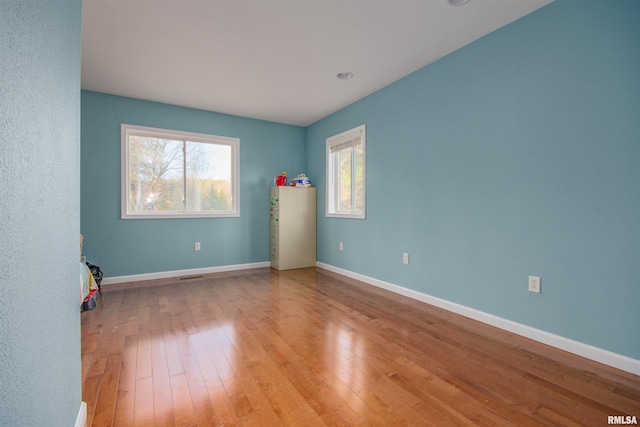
left=81, top=267, right=640, bottom=426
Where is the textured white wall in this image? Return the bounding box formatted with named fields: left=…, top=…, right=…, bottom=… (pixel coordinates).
left=0, top=1, right=82, bottom=425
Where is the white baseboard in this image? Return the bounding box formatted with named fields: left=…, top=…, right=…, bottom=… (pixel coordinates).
left=101, top=262, right=271, bottom=286
left=75, top=401, right=87, bottom=427
left=316, top=262, right=640, bottom=376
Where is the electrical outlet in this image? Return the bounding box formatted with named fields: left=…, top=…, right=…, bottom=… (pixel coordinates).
left=403, top=253, right=409, bottom=265
left=195, top=242, right=201, bottom=251
left=528, top=275, right=540, bottom=293
left=339, top=242, right=343, bottom=251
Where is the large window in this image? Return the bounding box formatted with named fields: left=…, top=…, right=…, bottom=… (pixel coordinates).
left=121, top=124, right=239, bottom=219
left=326, top=124, right=366, bottom=219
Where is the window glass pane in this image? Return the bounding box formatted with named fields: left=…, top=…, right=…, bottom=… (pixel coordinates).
left=123, top=124, right=240, bottom=219
left=355, top=144, right=364, bottom=213
left=326, top=124, right=365, bottom=218
left=185, top=141, right=232, bottom=212
left=128, top=136, right=184, bottom=212
left=338, top=148, right=352, bottom=212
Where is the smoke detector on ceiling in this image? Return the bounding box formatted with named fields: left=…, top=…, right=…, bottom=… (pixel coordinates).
left=448, top=0, right=471, bottom=6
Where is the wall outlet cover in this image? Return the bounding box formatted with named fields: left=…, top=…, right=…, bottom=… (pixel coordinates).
left=529, top=275, right=541, bottom=293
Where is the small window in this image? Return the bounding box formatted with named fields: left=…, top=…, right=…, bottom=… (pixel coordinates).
left=121, top=124, right=239, bottom=219
left=326, top=124, right=366, bottom=219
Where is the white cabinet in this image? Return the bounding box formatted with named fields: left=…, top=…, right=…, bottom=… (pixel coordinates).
left=270, top=187, right=316, bottom=270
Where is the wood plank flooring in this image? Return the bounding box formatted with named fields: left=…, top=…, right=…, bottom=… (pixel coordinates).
left=81, top=267, right=640, bottom=426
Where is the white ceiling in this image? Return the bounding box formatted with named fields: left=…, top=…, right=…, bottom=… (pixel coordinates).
left=81, top=0, right=553, bottom=127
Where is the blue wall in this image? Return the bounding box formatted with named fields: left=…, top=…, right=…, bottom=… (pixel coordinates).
left=0, top=1, right=82, bottom=425
left=81, top=92, right=306, bottom=276
left=306, top=0, right=639, bottom=360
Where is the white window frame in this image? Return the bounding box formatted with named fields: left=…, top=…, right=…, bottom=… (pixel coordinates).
left=326, top=124, right=366, bottom=219
left=121, top=124, right=240, bottom=219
